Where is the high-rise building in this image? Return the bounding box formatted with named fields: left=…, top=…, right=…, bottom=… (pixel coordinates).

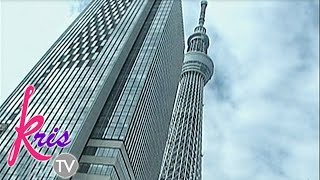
left=0, top=0, right=184, bottom=179
left=159, top=1, right=214, bottom=179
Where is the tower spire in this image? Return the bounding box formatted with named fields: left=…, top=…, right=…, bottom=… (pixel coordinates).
left=198, top=0, right=208, bottom=26
left=188, top=0, right=210, bottom=54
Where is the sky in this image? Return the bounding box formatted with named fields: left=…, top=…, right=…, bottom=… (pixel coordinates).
left=1, top=0, right=319, bottom=180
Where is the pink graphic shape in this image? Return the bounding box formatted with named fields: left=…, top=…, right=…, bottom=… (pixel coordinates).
left=7, top=85, right=51, bottom=167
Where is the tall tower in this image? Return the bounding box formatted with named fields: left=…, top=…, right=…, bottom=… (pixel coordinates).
left=159, top=1, right=214, bottom=179
left=0, top=0, right=184, bottom=179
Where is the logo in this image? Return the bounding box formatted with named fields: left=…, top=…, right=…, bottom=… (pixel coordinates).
left=7, top=85, right=72, bottom=167
left=53, top=153, right=79, bottom=179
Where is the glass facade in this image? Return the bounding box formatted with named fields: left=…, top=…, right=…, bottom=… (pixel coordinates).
left=76, top=0, right=185, bottom=180
left=0, top=0, right=184, bottom=179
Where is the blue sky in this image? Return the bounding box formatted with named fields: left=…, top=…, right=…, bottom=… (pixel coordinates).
left=1, top=0, right=319, bottom=179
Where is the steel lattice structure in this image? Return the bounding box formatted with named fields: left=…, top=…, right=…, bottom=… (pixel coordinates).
left=159, top=1, right=214, bottom=179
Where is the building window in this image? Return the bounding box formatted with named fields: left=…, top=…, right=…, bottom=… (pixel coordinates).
left=0, top=123, right=8, bottom=136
